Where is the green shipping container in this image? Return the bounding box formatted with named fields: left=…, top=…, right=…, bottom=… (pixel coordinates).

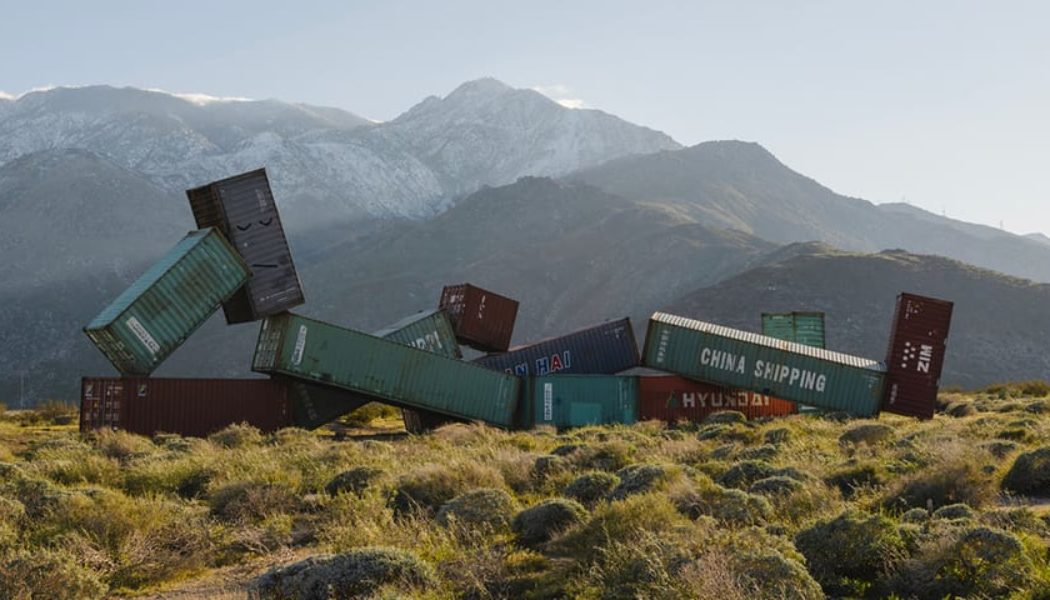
left=286, top=309, right=463, bottom=430
left=761, top=312, right=826, bottom=349
left=252, top=313, right=519, bottom=428
left=527, top=375, right=638, bottom=429
left=762, top=312, right=826, bottom=412
left=84, top=228, right=250, bottom=376
left=643, top=312, right=885, bottom=417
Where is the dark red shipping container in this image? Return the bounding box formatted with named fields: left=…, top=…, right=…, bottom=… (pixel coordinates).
left=638, top=375, right=798, bottom=423
left=881, top=293, right=954, bottom=419
left=439, top=284, right=518, bottom=352
left=80, top=377, right=291, bottom=438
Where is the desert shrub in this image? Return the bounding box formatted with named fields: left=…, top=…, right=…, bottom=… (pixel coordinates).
left=609, top=464, right=682, bottom=500
left=982, top=507, right=1050, bottom=536
left=553, top=494, right=693, bottom=564
left=795, top=510, right=906, bottom=596
left=945, top=401, right=977, bottom=417
left=933, top=503, right=976, bottom=521
left=825, top=462, right=883, bottom=497
left=839, top=423, right=894, bottom=446
left=762, top=427, right=791, bottom=445
left=890, top=526, right=1035, bottom=599
left=738, top=444, right=778, bottom=461
left=27, top=440, right=121, bottom=486
left=152, top=432, right=203, bottom=453
left=532, top=454, right=569, bottom=482
left=698, top=424, right=758, bottom=444
left=564, top=471, right=620, bottom=507
left=0, top=495, right=25, bottom=550
left=122, top=456, right=215, bottom=499
left=729, top=550, right=824, bottom=600
left=672, top=484, right=772, bottom=526
left=717, top=460, right=774, bottom=489
left=749, top=476, right=803, bottom=497
left=209, top=481, right=300, bottom=522
left=92, top=429, right=155, bottom=462
left=1002, top=446, right=1050, bottom=495
left=325, top=466, right=385, bottom=497
left=208, top=422, right=264, bottom=448
left=884, top=454, right=997, bottom=511
left=1025, top=400, right=1050, bottom=414
left=822, top=411, right=855, bottom=422
left=902, top=507, right=929, bottom=524
left=391, top=461, right=504, bottom=517
left=251, top=547, right=434, bottom=599
left=435, top=488, right=518, bottom=532
left=33, top=399, right=78, bottom=425
left=512, top=498, right=587, bottom=547
left=705, top=410, right=746, bottom=425
left=550, top=443, right=584, bottom=456
left=998, top=427, right=1033, bottom=442
left=572, top=440, right=633, bottom=471
left=343, top=402, right=400, bottom=427
left=982, top=440, right=1019, bottom=459
left=0, top=548, right=108, bottom=599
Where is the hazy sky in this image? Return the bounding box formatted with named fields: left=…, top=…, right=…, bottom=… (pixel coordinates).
left=3, top=1, right=1047, bottom=235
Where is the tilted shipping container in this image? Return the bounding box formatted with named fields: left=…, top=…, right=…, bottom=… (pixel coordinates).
left=882, top=293, right=953, bottom=419
left=643, top=312, right=886, bottom=417
left=526, top=375, right=638, bottom=429
left=638, top=375, right=798, bottom=423
left=252, top=313, right=519, bottom=428
left=186, top=168, right=304, bottom=323
left=761, top=312, right=826, bottom=413
left=80, top=377, right=290, bottom=438
left=83, top=228, right=250, bottom=376
left=439, top=284, right=518, bottom=352
left=279, top=309, right=465, bottom=431
left=474, top=318, right=639, bottom=376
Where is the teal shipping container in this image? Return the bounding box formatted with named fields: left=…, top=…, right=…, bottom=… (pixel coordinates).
left=643, top=312, right=886, bottom=417
left=761, top=312, right=826, bottom=349
left=285, top=309, right=463, bottom=430
left=252, top=313, right=519, bottom=428
left=84, top=228, right=250, bottom=376
left=527, top=375, right=638, bottom=429
left=761, top=312, right=826, bottom=413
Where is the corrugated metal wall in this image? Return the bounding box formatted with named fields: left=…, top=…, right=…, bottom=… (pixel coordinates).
left=474, top=318, right=639, bottom=376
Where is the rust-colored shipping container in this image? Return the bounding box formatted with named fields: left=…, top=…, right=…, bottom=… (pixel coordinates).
left=881, top=293, right=953, bottom=419
left=439, top=284, right=518, bottom=352
left=80, top=377, right=291, bottom=438
left=638, top=375, right=798, bottom=423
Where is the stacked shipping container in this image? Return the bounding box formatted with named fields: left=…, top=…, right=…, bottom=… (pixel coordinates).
left=440, top=284, right=518, bottom=352
left=881, top=293, right=953, bottom=419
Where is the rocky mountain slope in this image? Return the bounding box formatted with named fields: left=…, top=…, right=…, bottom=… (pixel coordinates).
left=570, top=141, right=1050, bottom=282
left=666, top=243, right=1050, bottom=389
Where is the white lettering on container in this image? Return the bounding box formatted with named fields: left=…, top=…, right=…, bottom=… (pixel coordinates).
left=544, top=383, right=553, bottom=422
left=126, top=316, right=161, bottom=356
left=292, top=325, right=307, bottom=366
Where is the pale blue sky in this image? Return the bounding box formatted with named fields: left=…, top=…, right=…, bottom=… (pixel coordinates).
left=2, top=1, right=1047, bottom=234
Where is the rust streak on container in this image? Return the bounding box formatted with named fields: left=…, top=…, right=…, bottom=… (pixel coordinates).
left=439, top=283, right=519, bottom=352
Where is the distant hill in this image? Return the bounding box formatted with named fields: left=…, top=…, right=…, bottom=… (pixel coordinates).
left=570, top=141, right=1050, bottom=282
left=666, top=244, right=1050, bottom=388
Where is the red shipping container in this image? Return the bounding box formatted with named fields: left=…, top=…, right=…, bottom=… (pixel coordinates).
left=80, top=377, right=291, bottom=438
left=881, top=293, right=954, bottom=419
left=439, top=284, right=519, bottom=352
left=638, top=375, right=797, bottom=423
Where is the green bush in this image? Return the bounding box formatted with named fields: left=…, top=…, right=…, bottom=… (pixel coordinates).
left=553, top=494, right=692, bottom=564
left=532, top=454, right=569, bottom=482
left=512, top=498, right=587, bottom=547
left=435, top=488, right=518, bottom=532
left=609, top=464, right=681, bottom=500
left=251, top=547, right=434, bottom=599
left=564, top=471, right=620, bottom=507
left=827, top=461, right=891, bottom=498
left=717, top=460, right=774, bottom=489
left=738, top=444, right=778, bottom=461
left=901, top=507, right=929, bottom=524
left=730, top=550, right=824, bottom=600
left=0, top=548, right=108, bottom=599
left=572, top=440, right=633, bottom=471
left=325, top=466, right=385, bottom=496
left=945, top=402, right=977, bottom=417
left=982, top=440, right=1019, bottom=459
left=795, top=510, right=907, bottom=596
left=933, top=503, right=976, bottom=521
left=208, top=422, right=264, bottom=448
left=704, top=410, right=746, bottom=425
left=672, top=484, right=772, bottom=526
left=839, top=423, right=894, bottom=446
left=885, top=455, right=997, bottom=511
left=391, top=462, right=504, bottom=517
left=210, top=481, right=300, bottom=522
left=343, top=402, right=400, bottom=427
left=1002, top=446, right=1050, bottom=495
left=749, top=476, right=803, bottom=497
left=762, top=427, right=791, bottom=445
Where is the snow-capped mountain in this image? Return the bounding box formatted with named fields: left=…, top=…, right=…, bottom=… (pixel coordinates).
left=0, top=80, right=680, bottom=226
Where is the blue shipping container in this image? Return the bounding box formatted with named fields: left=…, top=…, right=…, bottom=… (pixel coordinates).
left=474, top=318, right=639, bottom=376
